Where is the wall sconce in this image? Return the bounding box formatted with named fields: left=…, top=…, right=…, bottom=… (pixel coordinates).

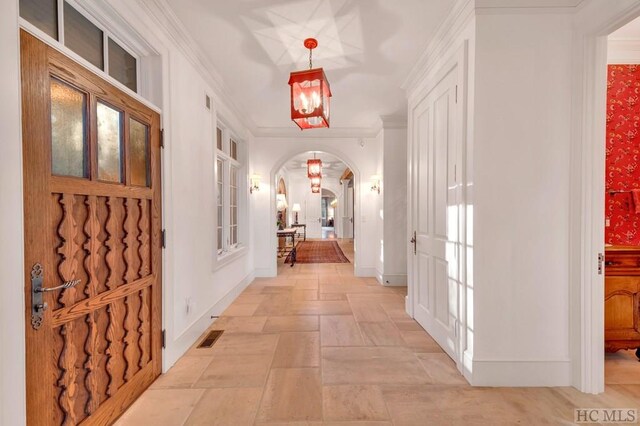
left=250, top=174, right=261, bottom=194
left=371, top=175, right=381, bottom=194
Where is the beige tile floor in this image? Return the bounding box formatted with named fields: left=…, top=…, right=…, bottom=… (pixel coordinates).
left=117, top=240, right=640, bottom=425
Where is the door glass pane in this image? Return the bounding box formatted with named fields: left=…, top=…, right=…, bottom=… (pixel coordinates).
left=130, top=118, right=149, bottom=187
left=108, top=38, right=137, bottom=92
left=64, top=2, right=103, bottom=69
left=97, top=102, right=122, bottom=182
left=50, top=78, right=87, bottom=177
left=20, top=0, right=58, bottom=40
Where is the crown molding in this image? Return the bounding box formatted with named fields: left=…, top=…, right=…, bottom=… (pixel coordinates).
left=380, top=115, right=407, bottom=129
left=403, top=0, right=587, bottom=94
left=402, top=0, right=475, bottom=93
left=251, top=125, right=381, bottom=139
left=139, top=0, right=257, bottom=137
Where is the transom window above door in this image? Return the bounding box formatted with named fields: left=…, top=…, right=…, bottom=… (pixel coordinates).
left=19, top=0, right=138, bottom=92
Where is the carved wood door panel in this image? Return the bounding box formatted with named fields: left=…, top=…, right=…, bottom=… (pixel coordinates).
left=21, top=30, right=162, bottom=426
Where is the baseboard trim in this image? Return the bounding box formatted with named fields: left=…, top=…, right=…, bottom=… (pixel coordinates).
left=355, top=267, right=377, bottom=277
left=380, top=274, right=407, bottom=286
left=469, top=358, right=572, bottom=387
left=164, top=271, right=255, bottom=369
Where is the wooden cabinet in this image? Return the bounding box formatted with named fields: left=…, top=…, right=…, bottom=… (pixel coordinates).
left=604, top=246, right=640, bottom=358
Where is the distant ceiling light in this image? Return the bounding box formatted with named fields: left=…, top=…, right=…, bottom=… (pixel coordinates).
left=307, top=155, right=322, bottom=179
left=311, top=175, right=321, bottom=193
left=288, top=38, right=331, bottom=130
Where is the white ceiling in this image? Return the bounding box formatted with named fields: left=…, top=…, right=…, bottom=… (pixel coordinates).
left=166, top=0, right=456, bottom=131
left=282, top=151, right=348, bottom=180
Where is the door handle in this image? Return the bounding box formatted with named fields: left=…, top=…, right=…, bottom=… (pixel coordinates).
left=30, top=263, right=81, bottom=330
left=35, top=279, right=81, bottom=293
left=410, top=231, right=417, bottom=255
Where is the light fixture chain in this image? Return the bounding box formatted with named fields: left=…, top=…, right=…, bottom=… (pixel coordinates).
left=309, top=47, right=313, bottom=69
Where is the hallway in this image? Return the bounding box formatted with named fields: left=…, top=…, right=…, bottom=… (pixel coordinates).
left=117, top=261, right=640, bottom=425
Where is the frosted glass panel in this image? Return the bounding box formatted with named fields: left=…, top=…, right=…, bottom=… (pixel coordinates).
left=129, top=118, right=149, bottom=187
left=97, top=102, right=122, bottom=182
left=50, top=78, right=87, bottom=177
left=64, top=2, right=103, bottom=69
left=108, top=38, right=137, bottom=92
left=20, top=0, right=58, bottom=40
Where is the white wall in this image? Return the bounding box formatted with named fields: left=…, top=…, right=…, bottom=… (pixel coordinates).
left=0, top=1, right=26, bottom=424
left=251, top=137, right=380, bottom=277
left=470, top=11, right=574, bottom=385
left=379, top=125, right=408, bottom=285
left=161, top=49, right=254, bottom=366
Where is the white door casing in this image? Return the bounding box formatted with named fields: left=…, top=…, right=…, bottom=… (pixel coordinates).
left=409, top=44, right=467, bottom=370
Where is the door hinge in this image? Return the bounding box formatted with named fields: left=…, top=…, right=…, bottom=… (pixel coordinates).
left=160, top=128, right=165, bottom=148
left=598, top=253, right=604, bottom=275
left=455, top=85, right=458, bottom=104
left=161, top=329, right=166, bottom=349
left=161, top=229, right=166, bottom=249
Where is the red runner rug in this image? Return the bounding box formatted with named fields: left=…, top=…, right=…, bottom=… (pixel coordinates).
left=285, top=241, right=350, bottom=264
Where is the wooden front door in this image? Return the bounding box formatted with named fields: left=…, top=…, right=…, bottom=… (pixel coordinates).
left=21, top=30, right=162, bottom=425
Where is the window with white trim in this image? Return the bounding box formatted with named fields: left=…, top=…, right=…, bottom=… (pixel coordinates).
left=215, top=124, right=245, bottom=256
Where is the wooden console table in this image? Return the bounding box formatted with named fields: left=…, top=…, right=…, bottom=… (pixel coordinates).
left=291, top=224, right=306, bottom=241
left=277, top=228, right=297, bottom=267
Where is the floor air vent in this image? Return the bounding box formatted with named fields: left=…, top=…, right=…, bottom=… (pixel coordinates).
left=197, top=330, right=223, bottom=348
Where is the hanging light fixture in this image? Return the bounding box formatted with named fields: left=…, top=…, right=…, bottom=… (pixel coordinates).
left=288, top=38, right=332, bottom=130
left=307, top=152, right=322, bottom=179
left=311, top=175, right=321, bottom=193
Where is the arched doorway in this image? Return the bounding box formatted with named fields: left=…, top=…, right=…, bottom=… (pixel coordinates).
left=273, top=151, right=356, bottom=272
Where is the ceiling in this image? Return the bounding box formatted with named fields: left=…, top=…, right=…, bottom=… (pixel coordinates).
left=166, top=0, right=456, bottom=131
left=282, top=151, right=348, bottom=180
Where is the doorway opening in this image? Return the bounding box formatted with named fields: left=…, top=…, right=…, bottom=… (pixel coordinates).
left=321, top=189, right=337, bottom=239
left=601, top=18, right=640, bottom=386
left=274, top=151, right=355, bottom=274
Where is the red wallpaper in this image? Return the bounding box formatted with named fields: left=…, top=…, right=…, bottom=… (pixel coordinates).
left=606, top=64, right=640, bottom=245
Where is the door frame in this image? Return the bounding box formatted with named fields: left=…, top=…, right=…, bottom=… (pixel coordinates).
left=7, top=9, right=167, bottom=424
left=573, top=1, right=640, bottom=394
left=20, top=29, right=163, bottom=425
left=407, top=41, right=469, bottom=376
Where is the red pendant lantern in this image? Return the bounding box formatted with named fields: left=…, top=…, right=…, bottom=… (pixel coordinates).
left=288, top=38, right=331, bottom=130
left=307, top=158, right=322, bottom=179
left=310, top=175, right=321, bottom=193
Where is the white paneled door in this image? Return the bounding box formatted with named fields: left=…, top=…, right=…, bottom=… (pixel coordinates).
left=410, top=57, right=463, bottom=362
left=306, top=191, right=322, bottom=238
